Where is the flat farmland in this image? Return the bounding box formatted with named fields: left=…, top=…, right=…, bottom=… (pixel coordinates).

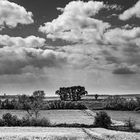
left=0, top=110, right=95, bottom=125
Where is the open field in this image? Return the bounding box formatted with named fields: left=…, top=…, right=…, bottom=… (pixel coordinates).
left=0, top=127, right=140, bottom=140
left=0, top=109, right=139, bottom=127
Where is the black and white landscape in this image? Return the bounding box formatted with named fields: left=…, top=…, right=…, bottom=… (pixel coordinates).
left=0, top=0, right=140, bottom=139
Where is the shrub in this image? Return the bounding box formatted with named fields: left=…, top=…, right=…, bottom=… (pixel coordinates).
left=20, top=116, right=51, bottom=127
left=2, top=113, right=13, bottom=126
left=94, top=111, right=112, bottom=128
left=125, top=118, right=136, bottom=131
left=2, top=113, right=21, bottom=126
left=20, top=116, right=31, bottom=126
left=28, top=117, right=51, bottom=127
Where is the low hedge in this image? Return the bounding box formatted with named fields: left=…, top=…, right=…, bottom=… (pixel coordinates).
left=0, top=113, right=51, bottom=127
left=44, top=101, right=87, bottom=110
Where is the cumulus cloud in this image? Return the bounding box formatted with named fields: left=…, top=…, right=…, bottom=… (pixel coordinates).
left=104, top=27, right=140, bottom=45
left=0, top=35, right=46, bottom=48
left=101, top=27, right=140, bottom=71
left=113, top=63, right=138, bottom=74
left=0, top=34, right=68, bottom=75
left=0, top=46, right=67, bottom=75
left=0, top=0, right=140, bottom=77
left=39, top=1, right=110, bottom=43
left=0, top=0, right=33, bottom=30
left=38, top=0, right=140, bottom=74
left=119, top=1, right=140, bottom=20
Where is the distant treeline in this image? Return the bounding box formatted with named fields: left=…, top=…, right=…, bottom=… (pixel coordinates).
left=0, top=90, right=87, bottom=110
left=0, top=89, right=140, bottom=111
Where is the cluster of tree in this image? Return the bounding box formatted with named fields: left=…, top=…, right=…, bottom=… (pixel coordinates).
left=55, top=86, right=88, bottom=101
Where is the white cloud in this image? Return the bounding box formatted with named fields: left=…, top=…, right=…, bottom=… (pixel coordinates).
left=119, top=1, right=140, bottom=20
left=0, top=34, right=68, bottom=75
left=0, top=0, right=33, bottom=30
left=104, top=27, right=140, bottom=45
left=101, top=27, right=140, bottom=72
left=0, top=35, right=46, bottom=48
left=39, top=1, right=110, bottom=43
left=0, top=0, right=140, bottom=76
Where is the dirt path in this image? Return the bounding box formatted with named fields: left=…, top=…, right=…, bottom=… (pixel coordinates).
left=82, top=128, right=103, bottom=140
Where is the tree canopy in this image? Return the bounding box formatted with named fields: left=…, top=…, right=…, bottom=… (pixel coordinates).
left=55, top=86, right=88, bottom=101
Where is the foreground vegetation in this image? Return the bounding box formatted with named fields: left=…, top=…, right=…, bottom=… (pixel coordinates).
left=0, top=111, right=112, bottom=128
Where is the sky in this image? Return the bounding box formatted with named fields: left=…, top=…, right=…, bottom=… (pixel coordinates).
left=0, top=0, right=140, bottom=95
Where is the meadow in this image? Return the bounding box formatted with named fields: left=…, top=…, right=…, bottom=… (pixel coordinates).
left=0, top=109, right=139, bottom=127
left=0, top=109, right=94, bottom=125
